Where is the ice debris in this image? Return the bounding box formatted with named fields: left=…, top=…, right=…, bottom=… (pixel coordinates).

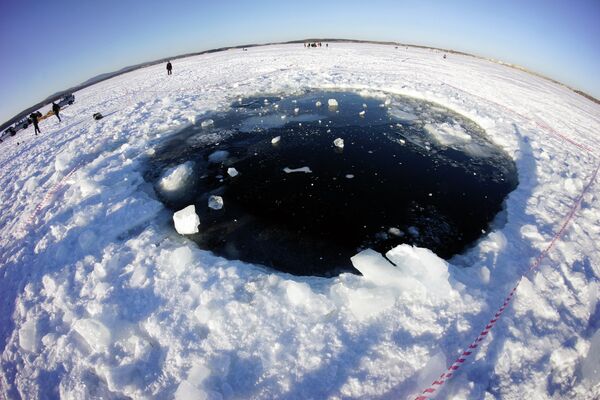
left=208, top=150, right=229, bottom=163
left=173, top=205, right=200, bottom=234
left=208, top=195, right=224, bottom=210
left=333, top=138, right=344, bottom=149
left=200, top=119, right=214, bottom=128
left=315, top=100, right=322, bottom=107
left=388, top=227, right=404, bottom=237
left=227, top=167, right=239, bottom=177
left=328, top=98, right=338, bottom=108
left=157, top=161, right=196, bottom=200
left=271, top=136, right=281, bottom=144
left=283, top=167, right=312, bottom=174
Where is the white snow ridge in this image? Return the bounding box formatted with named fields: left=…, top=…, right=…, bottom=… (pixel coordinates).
left=1, top=43, right=600, bottom=400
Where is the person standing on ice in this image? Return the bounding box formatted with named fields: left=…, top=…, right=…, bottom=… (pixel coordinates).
left=29, top=112, right=41, bottom=135
left=166, top=61, right=172, bottom=75
left=52, top=102, right=61, bottom=122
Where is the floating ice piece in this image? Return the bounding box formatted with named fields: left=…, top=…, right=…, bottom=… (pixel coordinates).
left=359, top=110, right=366, bottom=117
left=408, top=226, right=419, bottom=237
left=294, top=107, right=300, bottom=113
left=333, top=138, right=344, bottom=149
left=208, top=150, right=229, bottom=163
left=227, top=167, right=239, bottom=177
left=345, top=174, right=354, bottom=179
left=363, top=103, right=368, bottom=108
left=328, top=99, right=338, bottom=108
left=384, top=98, right=392, bottom=106
left=173, top=205, right=200, bottom=234
left=200, top=119, right=214, bottom=128
left=208, top=195, right=224, bottom=210
left=271, top=136, right=281, bottom=144
left=315, top=101, right=322, bottom=107
left=157, top=161, right=196, bottom=200
left=388, top=227, right=404, bottom=237
left=283, top=166, right=312, bottom=174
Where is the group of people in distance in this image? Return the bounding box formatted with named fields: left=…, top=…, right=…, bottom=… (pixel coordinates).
left=28, top=101, right=62, bottom=135
left=304, top=42, right=327, bottom=48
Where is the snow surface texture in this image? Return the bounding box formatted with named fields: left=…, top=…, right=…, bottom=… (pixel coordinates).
left=1, top=43, right=599, bottom=399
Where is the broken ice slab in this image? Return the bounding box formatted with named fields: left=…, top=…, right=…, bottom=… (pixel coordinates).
left=173, top=205, right=200, bottom=234
left=333, top=138, right=344, bottom=149
left=328, top=99, right=338, bottom=108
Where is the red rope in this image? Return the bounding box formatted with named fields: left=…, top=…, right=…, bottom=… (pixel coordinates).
left=414, top=161, right=599, bottom=399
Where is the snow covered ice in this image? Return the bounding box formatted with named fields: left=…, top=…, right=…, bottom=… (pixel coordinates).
left=333, top=137, right=344, bottom=148
left=173, top=204, right=200, bottom=234
left=1, top=43, right=600, bottom=400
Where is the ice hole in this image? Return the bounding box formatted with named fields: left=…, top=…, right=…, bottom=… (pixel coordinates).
left=145, top=91, right=518, bottom=276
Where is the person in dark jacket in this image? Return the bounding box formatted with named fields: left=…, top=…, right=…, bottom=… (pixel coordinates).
left=52, top=102, right=61, bottom=122
left=166, top=61, right=172, bottom=75
left=30, top=112, right=41, bottom=135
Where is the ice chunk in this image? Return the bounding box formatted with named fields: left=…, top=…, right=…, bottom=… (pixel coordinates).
left=345, top=174, right=354, bottom=179
left=171, top=246, right=194, bottom=272
left=227, top=167, right=239, bottom=177
left=388, top=227, right=404, bottom=237
left=389, top=107, right=418, bottom=121
left=352, top=245, right=452, bottom=295
left=333, top=138, right=344, bottom=149
left=73, top=318, right=112, bottom=353
left=424, top=122, right=472, bottom=147
left=200, top=119, right=214, bottom=128
left=19, top=319, right=38, bottom=352
left=208, top=150, right=229, bottom=163
left=328, top=98, right=338, bottom=108
left=408, top=226, right=419, bottom=237
left=294, top=107, right=300, bottom=114
left=174, top=381, right=206, bottom=400
left=359, top=110, right=366, bottom=117
left=157, top=161, right=195, bottom=200
left=173, top=205, right=200, bottom=234
left=384, top=98, right=391, bottom=106
left=284, top=281, right=313, bottom=306
left=315, top=101, right=322, bottom=107
left=583, top=328, right=600, bottom=385
left=283, top=166, right=312, bottom=174
left=271, top=136, right=281, bottom=144
left=208, top=195, right=224, bottom=210
left=386, top=245, right=452, bottom=294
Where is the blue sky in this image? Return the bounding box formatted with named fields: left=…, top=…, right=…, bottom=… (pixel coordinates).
left=1, top=0, right=599, bottom=124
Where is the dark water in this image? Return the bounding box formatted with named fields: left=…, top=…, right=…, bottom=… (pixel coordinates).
left=145, top=91, right=518, bottom=276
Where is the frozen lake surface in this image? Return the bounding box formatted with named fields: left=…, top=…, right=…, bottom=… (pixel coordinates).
left=1, top=43, right=599, bottom=400
left=147, top=91, right=518, bottom=275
